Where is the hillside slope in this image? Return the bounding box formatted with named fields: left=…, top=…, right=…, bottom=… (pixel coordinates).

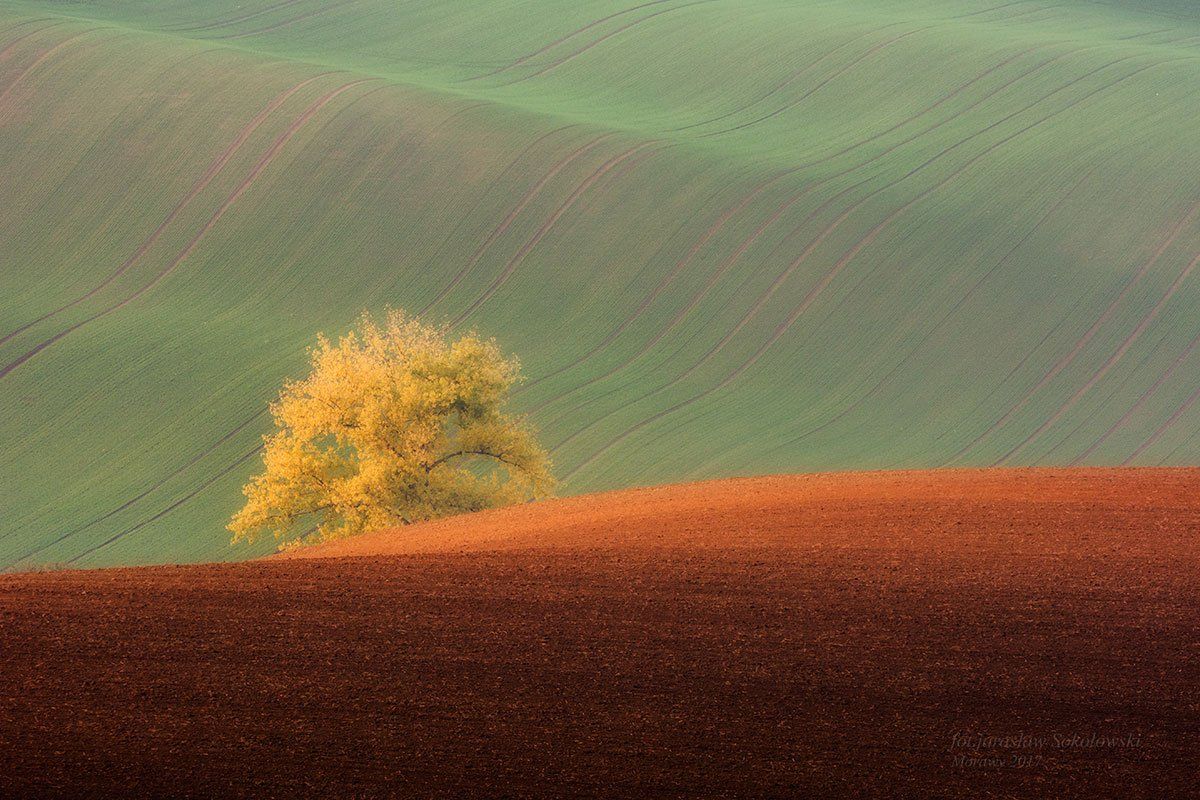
left=3, top=1, right=1200, bottom=566
left=2, top=469, right=1197, bottom=797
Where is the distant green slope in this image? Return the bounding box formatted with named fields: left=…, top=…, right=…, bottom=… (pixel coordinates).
left=2, top=1, right=1199, bottom=567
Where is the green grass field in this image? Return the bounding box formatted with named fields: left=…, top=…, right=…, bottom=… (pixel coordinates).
left=2, top=0, right=1199, bottom=567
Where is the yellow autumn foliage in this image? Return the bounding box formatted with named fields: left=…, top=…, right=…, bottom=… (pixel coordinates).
left=229, top=309, right=554, bottom=547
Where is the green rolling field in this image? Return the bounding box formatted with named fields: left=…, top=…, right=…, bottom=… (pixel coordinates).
left=1, top=0, right=1199, bottom=567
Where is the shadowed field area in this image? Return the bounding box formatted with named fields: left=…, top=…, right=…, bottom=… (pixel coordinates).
left=2, top=469, right=1196, bottom=797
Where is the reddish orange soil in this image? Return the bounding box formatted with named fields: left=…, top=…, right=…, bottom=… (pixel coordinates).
left=2, top=469, right=1197, bottom=798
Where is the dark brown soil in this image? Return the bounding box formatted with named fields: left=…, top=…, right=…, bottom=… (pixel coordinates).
left=2, top=469, right=1197, bottom=798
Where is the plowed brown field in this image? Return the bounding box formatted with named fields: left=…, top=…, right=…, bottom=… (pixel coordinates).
left=2, top=469, right=1197, bottom=798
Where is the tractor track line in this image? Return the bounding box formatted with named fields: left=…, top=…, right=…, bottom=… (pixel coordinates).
left=954, top=1, right=1040, bottom=19
left=700, top=26, right=935, bottom=138
left=0, top=80, right=372, bottom=381
left=170, top=0, right=306, bottom=33
left=14, top=409, right=267, bottom=559
left=549, top=179, right=869, bottom=462
left=0, top=75, right=328, bottom=347
left=669, top=21, right=909, bottom=132
left=817, top=69, right=1097, bottom=330
left=1075, top=289, right=1200, bottom=463
left=463, top=0, right=682, bottom=82
left=526, top=171, right=841, bottom=414
left=355, top=104, right=555, bottom=310
left=525, top=43, right=1069, bottom=404
left=500, top=0, right=717, bottom=86
left=950, top=192, right=1200, bottom=463
left=826, top=56, right=1162, bottom=361
left=214, top=1, right=357, bottom=41
left=984, top=4, right=1068, bottom=26
left=0, top=28, right=96, bottom=112
left=794, top=45, right=1043, bottom=163
left=535, top=47, right=1108, bottom=422
left=996, top=247, right=1200, bottom=464
left=938, top=307, right=1072, bottom=457
left=66, top=445, right=263, bottom=564
left=517, top=178, right=762, bottom=397
left=560, top=60, right=1158, bottom=481
left=0, top=17, right=55, bottom=40
left=0, top=20, right=62, bottom=63
left=452, top=142, right=656, bottom=327
left=656, top=46, right=1060, bottom=370
left=648, top=185, right=870, bottom=398
left=418, top=131, right=611, bottom=316
left=634, top=180, right=837, bottom=356
left=1117, top=27, right=1176, bottom=41
left=1123, top=353, right=1200, bottom=465
left=770, top=170, right=1095, bottom=456
left=519, top=163, right=809, bottom=401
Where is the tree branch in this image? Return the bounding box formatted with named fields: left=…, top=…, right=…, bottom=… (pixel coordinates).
left=425, top=448, right=521, bottom=473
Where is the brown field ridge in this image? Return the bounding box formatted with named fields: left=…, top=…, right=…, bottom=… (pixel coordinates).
left=2, top=468, right=1197, bottom=797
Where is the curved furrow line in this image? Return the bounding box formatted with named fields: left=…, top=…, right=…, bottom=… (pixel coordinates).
left=0, top=17, right=54, bottom=38
left=775, top=44, right=1043, bottom=167
left=13, top=408, right=267, bottom=559
left=1161, top=423, right=1200, bottom=464
left=1038, top=327, right=1166, bottom=463
left=936, top=307, right=1071, bottom=456
left=463, top=0, right=680, bottom=82
left=935, top=70, right=1178, bottom=461
left=0, top=27, right=96, bottom=113
left=551, top=188, right=919, bottom=464
left=1122, top=355, right=1200, bottom=465
left=528, top=177, right=860, bottom=422
left=559, top=60, right=1161, bottom=483
left=451, top=142, right=656, bottom=327
left=0, top=75, right=327, bottom=347
left=953, top=1, right=1040, bottom=19
left=766, top=169, right=1095, bottom=459
left=983, top=4, right=1068, bottom=26
left=214, top=1, right=357, bottom=41
left=949, top=193, right=1200, bottom=463
left=345, top=103, right=553, bottom=308
left=169, top=0, right=306, bottom=33
left=520, top=152, right=829, bottom=403
left=418, top=131, right=610, bottom=316
left=0, top=20, right=61, bottom=62
left=530, top=43, right=1075, bottom=400
left=669, top=21, right=909, bottom=133
left=291, top=96, right=493, bottom=293
left=1073, top=297, right=1200, bottom=463
left=619, top=178, right=839, bottom=355
left=0, top=79, right=373, bottom=381
left=531, top=46, right=1108, bottom=423
left=996, top=249, right=1200, bottom=464
left=650, top=187, right=873, bottom=396
left=499, top=0, right=717, bottom=86
left=518, top=176, right=770, bottom=399
left=699, top=26, right=935, bottom=139
left=65, top=445, right=263, bottom=564
left=1117, top=27, right=1176, bottom=41
left=823, top=59, right=1168, bottom=367
left=549, top=49, right=1128, bottom=424
left=523, top=187, right=814, bottom=414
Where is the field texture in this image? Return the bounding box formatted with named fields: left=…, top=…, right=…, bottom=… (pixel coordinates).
left=1, top=469, right=1197, bottom=797
left=2, top=1, right=1200, bottom=566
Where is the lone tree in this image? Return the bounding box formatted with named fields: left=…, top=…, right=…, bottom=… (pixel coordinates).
left=229, top=309, right=554, bottom=547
